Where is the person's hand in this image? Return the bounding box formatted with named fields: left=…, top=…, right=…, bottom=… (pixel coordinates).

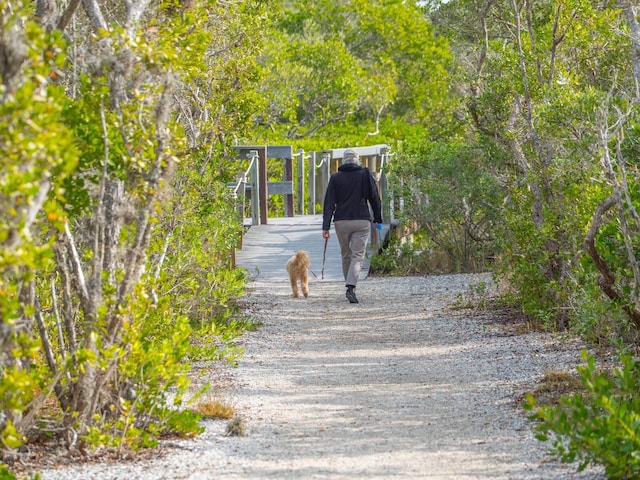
left=322, top=230, right=330, bottom=239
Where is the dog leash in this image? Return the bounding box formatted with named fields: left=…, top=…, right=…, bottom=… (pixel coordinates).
left=321, top=236, right=328, bottom=280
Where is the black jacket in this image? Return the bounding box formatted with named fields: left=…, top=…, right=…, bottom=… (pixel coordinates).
left=322, top=163, right=383, bottom=230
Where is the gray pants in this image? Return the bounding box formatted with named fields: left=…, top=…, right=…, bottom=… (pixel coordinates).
left=334, top=219, right=370, bottom=287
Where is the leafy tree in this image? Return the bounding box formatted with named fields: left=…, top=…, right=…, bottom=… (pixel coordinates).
left=256, top=0, right=452, bottom=145
left=390, top=140, right=502, bottom=273
left=0, top=0, right=78, bottom=451
left=0, top=0, right=274, bottom=460
left=580, top=3, right=640, bottom=334
left=428, top=0, right=639, bottom=329
left=427, top=0, right=640, bottom=473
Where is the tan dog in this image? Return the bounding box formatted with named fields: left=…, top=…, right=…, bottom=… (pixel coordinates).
left=285, top=250, right=311, bottom=298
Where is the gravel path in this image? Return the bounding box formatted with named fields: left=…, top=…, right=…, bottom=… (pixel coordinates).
left=38, top=274, right=606, bottom=479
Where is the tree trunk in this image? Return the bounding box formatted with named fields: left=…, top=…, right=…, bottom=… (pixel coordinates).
left=584, top=193, right=640, bottom=330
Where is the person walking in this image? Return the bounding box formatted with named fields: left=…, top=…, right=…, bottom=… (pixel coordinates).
left=322, top=148, right=383, bottom=303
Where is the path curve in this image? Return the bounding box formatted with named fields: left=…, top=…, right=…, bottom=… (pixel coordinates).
left=39, top=274, right=605, bottom=480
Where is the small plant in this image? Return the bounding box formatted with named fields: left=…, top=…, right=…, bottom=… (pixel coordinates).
left=193, top=395, right=235, bottom=420
left=224, top=416, right=246, bottom=437
left=528, top=370, right=585, bottom=406
left=0, top=465, right=39, bottom=479
left=524, top=350, right=640, bottom=479
left=369, top=236, right=426, bottom=276
left=451, top=279, right=494, bottom=310
left=532, top=309, right=558, bottom=332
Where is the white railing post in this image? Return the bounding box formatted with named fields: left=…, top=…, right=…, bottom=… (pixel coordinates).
left=297, top=148, right=305, bottom=215
left=379, top=147, right=388, bottom=223
left=320, top=152, right=330, bottom=206
left=308, top=151, right=316, bottom=214
left=248, top=150, right=260, bottom=226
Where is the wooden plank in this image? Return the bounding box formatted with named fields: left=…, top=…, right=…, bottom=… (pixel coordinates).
left=323, top=144, right=389, bottom=160
left=266, top=145, right=293, bottom=159
left=267, top=181, right=294, bottom=195
left=235, top=215, right=373, bottom=282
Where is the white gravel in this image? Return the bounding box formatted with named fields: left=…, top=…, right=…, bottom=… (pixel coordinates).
left=37, top=274, right=606, bottom=479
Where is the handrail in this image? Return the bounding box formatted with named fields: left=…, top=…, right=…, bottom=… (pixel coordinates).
left=230, top=151, right=258, bottom=198
left=315, top=154, right=329, bottom=169
left=377, top=148, right=393, bottom=224
left=229, top=146, right=391, bottom=225
left=378, top=148, right=388, bottom=176
left=228, top=150, right=260, bottom=227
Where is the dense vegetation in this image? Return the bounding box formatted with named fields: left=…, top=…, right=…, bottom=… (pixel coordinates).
left=1, top=0, right=639, bottom=476
left=0, top=0, right=272, bottom=465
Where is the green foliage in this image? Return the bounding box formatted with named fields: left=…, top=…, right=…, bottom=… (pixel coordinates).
left=388, top=140, right=501, bottom=274
left=148, top=160, right=247, bottom=328
left=257, top=0, right=452, bottom=143
left=0, top=0, right=272, bottom=465
left=106, top=288, right=204, bottom=448
left=369, top=234, right=429, bottom=276
left=0, top=464, right=39, bottom=479
left=426, top=0, right=640, bottom=333
left=488, top=89, right=604, bottom=326
left=568, top=274, right=640, bottom=348
left=525, top=350, right=640, bottom=479
left=0, top=0, right=79, bottom=453
left=451, top=279, right=493, bottom=311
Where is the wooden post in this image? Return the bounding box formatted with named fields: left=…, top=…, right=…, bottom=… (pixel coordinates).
left=297, top=148, right=305, bottom=215
left=284, top=156, right=294, bottom=217
left=316, top=153, right=329, bottom=210
left=380, top=148, right=389, bottom=223
left=258, top=147, right=268, bottom=225
left=308, top=151, right=316, bottom=214
left=369, top=155, right=377, bottom=178
left=250, top=151, right=260, bottom=226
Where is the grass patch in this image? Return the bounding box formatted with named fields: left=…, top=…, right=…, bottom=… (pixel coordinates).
left=529, top=370, right=585, bottom=406
left=193, top=395, right=235, bottom=420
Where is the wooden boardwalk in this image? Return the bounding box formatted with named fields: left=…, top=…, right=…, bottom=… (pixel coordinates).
left=235, top=215, right=382, bottom=282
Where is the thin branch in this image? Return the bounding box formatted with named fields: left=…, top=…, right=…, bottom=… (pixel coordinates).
left=5, top=180, right=51, bottom=250
left=366, top=104, right=386, bottom=136
left=56, top=0, right=82, bottom=33
left=34, top=297, right=57, bottom=375
left=63, top=222, right=93, bottom=322
left=54, top=247, right=78, bottom=354
left=81, top=0, right=108, bottom=32
left=14, top=372, right=62, bottom=434
left=50, top=278, right=68, bottom=366
left=625, top=5, right=640, bottom=99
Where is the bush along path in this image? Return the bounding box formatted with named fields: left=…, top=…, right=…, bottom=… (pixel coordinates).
left=36, top=274, right=606, bottom=480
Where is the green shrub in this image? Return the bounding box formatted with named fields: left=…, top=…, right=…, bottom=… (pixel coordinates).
left=568, top=278, right=640, bottom=348
left=388, top=141, right=501, bottom=275
left=369, top=234, right=428, bottom=276
left=0, top=464, right=39, bottom=479
left=524, top=350, right=640, bottom=479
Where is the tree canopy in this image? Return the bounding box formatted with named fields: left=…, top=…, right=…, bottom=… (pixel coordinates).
left=255, top=0, right=452, bottom=147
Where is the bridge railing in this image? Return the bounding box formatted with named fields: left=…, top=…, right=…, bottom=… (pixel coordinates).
left=229, top=144, right=391, bottom=231
left=228, top=150, right=260, bottom=229
left=314, top=145, right=391, bottom=250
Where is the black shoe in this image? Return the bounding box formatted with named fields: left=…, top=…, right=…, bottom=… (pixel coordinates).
left=346, top=287, right=358, bottom=304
